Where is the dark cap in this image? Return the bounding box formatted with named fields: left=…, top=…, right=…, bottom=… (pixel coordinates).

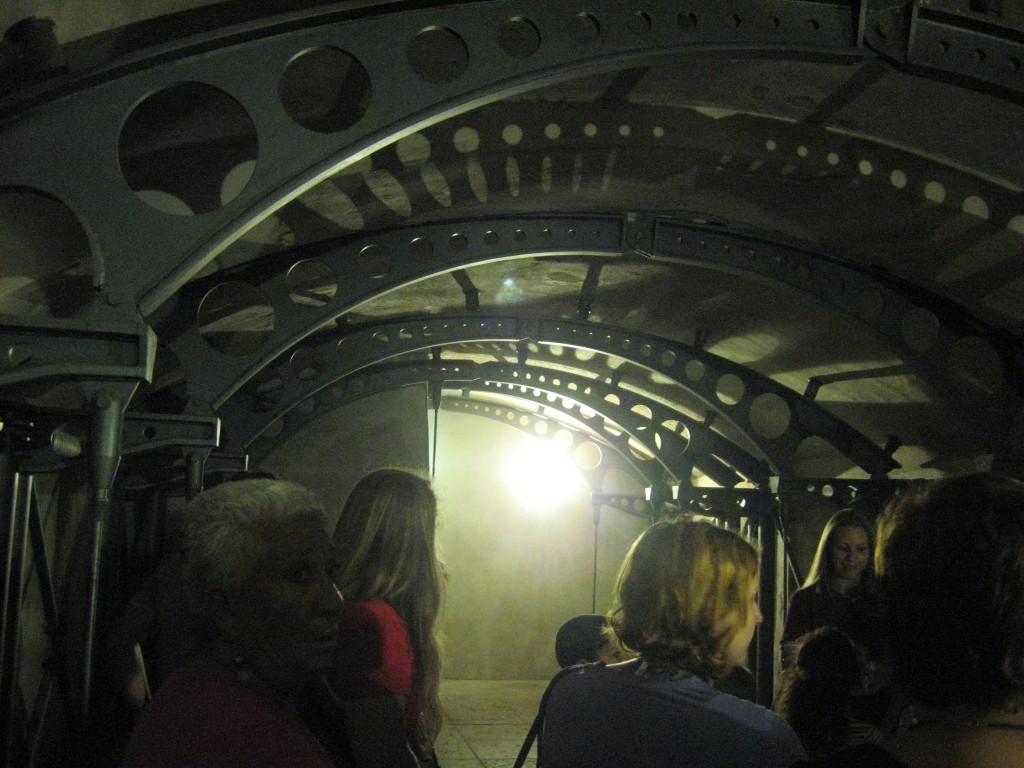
left=555, top=614, right=608, bottom=667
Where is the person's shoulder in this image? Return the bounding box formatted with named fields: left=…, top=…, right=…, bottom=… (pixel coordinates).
left=151, top=664, right=269, bottom=716
left=124, top=664, right=296, bottom=766
left=790, top=583, right=823, bottom=600
left=547, top=659, right=640, bottom=701
left=707, top=685, right=786, bottom=727
left=340, top=598, right=405, bottom=633
left=349, top=598, right=402, bottom=622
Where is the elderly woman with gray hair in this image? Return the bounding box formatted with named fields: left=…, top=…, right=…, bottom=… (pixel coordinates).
left=121, top=478, right=345, bottom=768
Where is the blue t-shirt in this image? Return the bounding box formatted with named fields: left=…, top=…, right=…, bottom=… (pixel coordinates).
left=541, top=663, right=807, bottom=768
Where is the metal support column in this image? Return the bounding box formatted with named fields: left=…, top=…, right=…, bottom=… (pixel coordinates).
left=755, top=494, right=779, bottom=707
left=26, top=483, right=75, bottom=765
left=0, top=432, right=29, bottom=768
left=81, top=391, right=124, bottom=734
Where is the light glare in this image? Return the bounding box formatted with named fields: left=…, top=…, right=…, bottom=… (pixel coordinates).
left=506, top=439, right=580, bottom=510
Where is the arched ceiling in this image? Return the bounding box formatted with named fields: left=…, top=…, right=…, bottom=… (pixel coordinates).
left=2, top=0, right=1024, bottom=494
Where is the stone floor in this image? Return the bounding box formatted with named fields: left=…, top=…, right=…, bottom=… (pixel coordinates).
left=435, top=679, right=549, bottom=768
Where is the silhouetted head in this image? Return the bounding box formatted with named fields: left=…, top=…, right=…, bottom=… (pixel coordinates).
left=876, top=472, right=1024, bottom=713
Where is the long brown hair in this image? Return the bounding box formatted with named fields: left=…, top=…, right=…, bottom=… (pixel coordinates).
left=332, top=468, right=445, bottom=747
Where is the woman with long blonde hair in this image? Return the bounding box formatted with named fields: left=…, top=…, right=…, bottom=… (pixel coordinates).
left=315, top=468, right=445, bottom=768
left=780, top=508, right=889, bottom=725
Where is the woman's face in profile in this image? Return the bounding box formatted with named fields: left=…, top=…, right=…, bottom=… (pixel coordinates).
left=720, top=580, right=763, bottom=670
left=232, top=513, right=344, bottom=688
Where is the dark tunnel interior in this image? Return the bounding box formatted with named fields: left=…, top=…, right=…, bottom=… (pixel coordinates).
left=1, top=1, right=1024, bottom=765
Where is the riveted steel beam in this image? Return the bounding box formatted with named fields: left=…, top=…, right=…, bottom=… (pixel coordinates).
left=651, top=218, right=1024, bottom=462
left=242, top=356, right=769, bottom=487
left=150, top=211, right=1020, bottom=475
left=535, top=318, right=900, bottom=476
left=0, top=318, right=155, bottom=389
left=464, top=362, right=769, bottom=486
left=217, top=313, right=897, bottom=476
left=120, top=413, right=220, bottom=456
left=0, top=0, right=873, bottom=321
left=438, top=394, right=659, bottom=491
left=154, top=214, right=625, bottom=411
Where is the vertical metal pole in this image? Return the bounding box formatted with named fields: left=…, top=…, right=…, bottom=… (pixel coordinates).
left=27, top=483, right=77, bottom=748
left=184, top=450, right=205, bottom=500
left=81, top=392, right=123, bottom=733
left=0, top=433, right=29, bottom=768
left=755, top=493, right=778, bottom=707
left=591, top=502, right=601, bottom=613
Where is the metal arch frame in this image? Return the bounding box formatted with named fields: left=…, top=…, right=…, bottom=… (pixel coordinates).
left=0, top=1, right=1019, bottom=414
left=243, top=358, right=771, bottom=487
left=436, top=394, right=659, bottom=492
left=464, top=366, right=768, bottom=487
left=0, top=1, right=1021, bottom=759
left=216, top=313, right=898, bottom=476
left=0, top=0, right=870, bottom=321
left=3, top=0, right=1020, bottom=329
left=246, top=360, right=679, bottom=487
left=148, top=212, right=1022, bottom=451
left=155, top=214, right=626, bottom=410
left=649, top=219, right=1024, bottom=460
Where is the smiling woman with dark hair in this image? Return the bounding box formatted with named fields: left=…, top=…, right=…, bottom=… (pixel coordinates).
left=121, top=478, right=345, bottom=768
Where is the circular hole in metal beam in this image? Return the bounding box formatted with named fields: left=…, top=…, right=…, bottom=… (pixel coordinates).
left=358, top=244, right=391, bottom=279
left=286, top=260, right=337, bottom=308
left=0, top=188, right=94, bottom=317
left=289, top=348, right=321, bottom=382
left=119, top=83, right=256, bottom=214
left=575, top=440, right=603, bottom=470
left=570, top=13, right=600, bottom=41
left=197, top=281, right=275, bottom=356
left=408, top=26, right=469, bottom=83
left=497, top=16, right=541, bottom=57
left=279, top=47, right=371, bottom=133
left=749, top=393, right=791, bottom=440
left=715, top=373, right=745, bottom=406
left=409, top=237, right=434, bottom=260
left=628, top=11, right=652, bottom=33
left=237, top=370, right=283, bottom=414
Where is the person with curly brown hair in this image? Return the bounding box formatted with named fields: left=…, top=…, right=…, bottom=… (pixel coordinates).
left=540, top=517, right=805, bottom=768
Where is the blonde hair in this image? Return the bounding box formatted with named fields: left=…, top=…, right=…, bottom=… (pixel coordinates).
left=332, top=468, right=445, bottom=747
left=803, top=509, right=876, bottom=590
left=609, top=518, right=759, bottom=680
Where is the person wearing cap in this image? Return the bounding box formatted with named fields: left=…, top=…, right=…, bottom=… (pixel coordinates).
left=554, top=614, right=632, bottom=667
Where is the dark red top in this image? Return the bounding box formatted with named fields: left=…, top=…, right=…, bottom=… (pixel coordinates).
left=329, top=599, right=419, bottom=727
left=121, top=663, right=334, bottom=768
left=781, top=581, right=884, bottom=661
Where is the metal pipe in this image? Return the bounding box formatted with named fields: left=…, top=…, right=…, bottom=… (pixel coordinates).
left=754, top=495, right=778, bottom=707
left=27, top=487, right=76, bottom=744
left=185, top=450, right=205, bottom=500
left=0, top=435, right=28, bottom=767
left=81, top=391, right=123, bottom=733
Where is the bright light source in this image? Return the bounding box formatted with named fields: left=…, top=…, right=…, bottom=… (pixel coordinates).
left=506, top=439, right=581, bottom=510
